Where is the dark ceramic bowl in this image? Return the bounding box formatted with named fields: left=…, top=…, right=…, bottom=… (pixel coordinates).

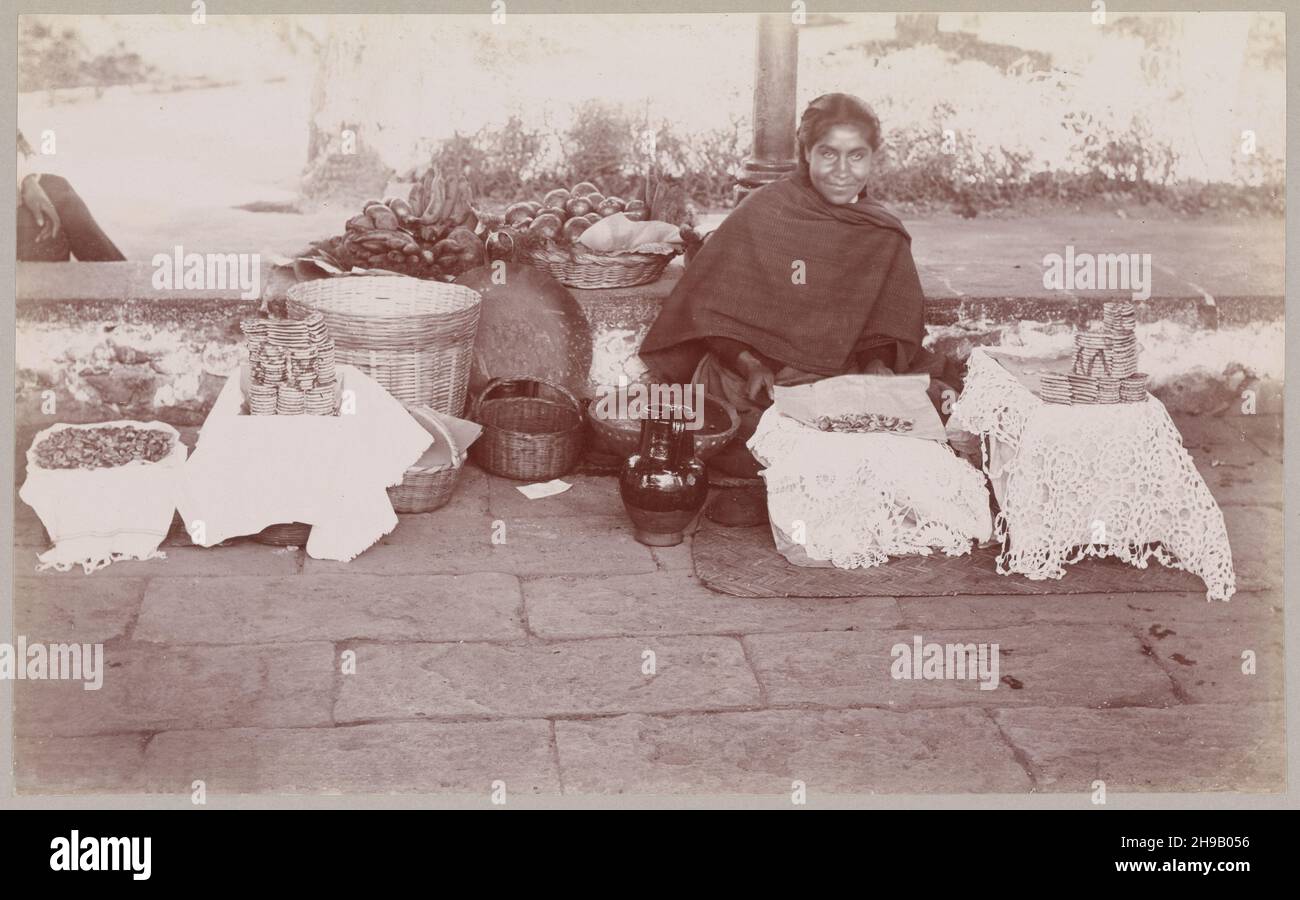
left=588, top=393, right=739, bottom=460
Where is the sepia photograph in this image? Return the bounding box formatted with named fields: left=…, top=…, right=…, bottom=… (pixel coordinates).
left=2, top=1, right=1291, bottom=822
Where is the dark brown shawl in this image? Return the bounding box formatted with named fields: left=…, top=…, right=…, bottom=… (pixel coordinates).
left=640, top=173, right=927, bottom=383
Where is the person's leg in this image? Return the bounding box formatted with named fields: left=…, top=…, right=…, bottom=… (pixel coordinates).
left=689, top=354, right=769, bottom=525
left=36, top=175, right=125, bottom=261
left=692, top=353, right=766, bottom=479
left=16, top=205, right=72, bottom=261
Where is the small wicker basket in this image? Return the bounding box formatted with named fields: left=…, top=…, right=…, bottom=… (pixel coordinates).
left=255, top=522, right=311, bottom=546
left=469, top=377, right=585, bottom=481
left=519, top=243, right=677, bottom=290
left=388, top=405, right=467, bottom=514
left=286, top=276, right=482, bottom=414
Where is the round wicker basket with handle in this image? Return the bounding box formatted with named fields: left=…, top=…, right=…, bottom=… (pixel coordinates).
left=518, top=243, right=677, bottom=290
left=469, top=377, right=585, bottom=481
left=286, top=276, right=482, bottom=414
left=387, top=404, right=467, bottom=514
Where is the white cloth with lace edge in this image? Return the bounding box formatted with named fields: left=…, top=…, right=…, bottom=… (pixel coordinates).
left=749, top=407, right=992, bottom=570
left=950, top=348, right=1236, bottom=601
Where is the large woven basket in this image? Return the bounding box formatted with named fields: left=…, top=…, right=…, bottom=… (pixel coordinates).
left=286, top=276, right=482, bottom=414
left=388, top=404, right=467, bottom=514
left=469, top=377, right=585, bottom=481
left=519, top=243, right=677, bottom=290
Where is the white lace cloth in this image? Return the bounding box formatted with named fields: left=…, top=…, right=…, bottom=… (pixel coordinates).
left=951, top=348, right=1236, bottom=601
left=749, top=407, right=992, bottom=569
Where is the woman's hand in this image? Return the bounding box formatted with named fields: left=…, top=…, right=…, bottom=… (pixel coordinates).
left=737, top=350, right=775, bottom=405
left=864, top=358, right=894, bottom=376
left=21, top=175, right=60, bottom=243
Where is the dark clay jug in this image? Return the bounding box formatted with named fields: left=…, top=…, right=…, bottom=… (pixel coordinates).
left=619, top=414, right=708, bottom=547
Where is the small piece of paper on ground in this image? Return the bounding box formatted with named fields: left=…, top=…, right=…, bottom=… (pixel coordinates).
left=516, top=479, right=573, bottom=499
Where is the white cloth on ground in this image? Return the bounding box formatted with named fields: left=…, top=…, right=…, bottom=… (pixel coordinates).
left=749, top=374, right=992, bottom=569
left=19, top=420, right=187, bottom=573
left=177, top=364, right=431, bottom=561
left=950, top=348, right=1236, bottom=601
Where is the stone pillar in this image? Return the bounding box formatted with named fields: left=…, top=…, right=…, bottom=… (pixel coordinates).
left=738, top=14, right=800, bottom=197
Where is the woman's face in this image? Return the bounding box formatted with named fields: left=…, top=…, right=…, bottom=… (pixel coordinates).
left=806, top=124, right=874, bottom=205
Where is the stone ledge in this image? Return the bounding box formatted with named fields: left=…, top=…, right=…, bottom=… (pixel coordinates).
left=14, top=261, right=1285, bottom=430
left=16, top=260, right=1285, bottom=327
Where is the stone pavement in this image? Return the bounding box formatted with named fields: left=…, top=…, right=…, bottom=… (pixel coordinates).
left=9, top=413, right=1285, bottom=799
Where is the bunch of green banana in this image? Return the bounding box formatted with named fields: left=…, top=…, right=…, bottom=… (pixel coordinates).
left=407, top=165, right=479, bottom=242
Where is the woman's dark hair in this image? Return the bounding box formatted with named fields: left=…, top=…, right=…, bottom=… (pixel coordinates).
left=796, top=93, right=882, bottom=175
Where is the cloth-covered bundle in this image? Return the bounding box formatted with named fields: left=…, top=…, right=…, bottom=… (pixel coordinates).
left=750, top=376, right=992, bottom=569
left=20, top=420, right=188, bottom=573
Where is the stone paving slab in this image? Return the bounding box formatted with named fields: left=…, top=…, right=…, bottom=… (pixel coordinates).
left=994, top=702, right=1285, bottom=793
left=334, top=636, right=760, bottom=721
left=555, top=708, right=1032, bottom=794
left=1191, top=453, right=1283, bottom=508
left=134, top=573, right=524, bottom=644
left=23, top=542, right=303, bottom=578
left=14, top=641, right=337, bottom=737
left=1218, top=505, right=1283, bottom=590
left=432, top=463, right=492, bottom=516
left=524, top=570, right=900, bottom=639
left=139, top=721, right=561, bottom=795
left=487, top=473, right=625, bottom=519
left=1126, top=605, right=1285, bottom=705
left=650, top=542, right=695, bottom=572
left=1170, top=414, right=1271, bottom=457
left=14, top=734, right=150, bottom=794
left=304, top=510, right=657, bottom=577
left=1235, top=414, right=1284, bottom=458
left=12, top=498, right=49, bottom=546
left=896, top=589, right=1281, bottom=631
left=744, top=625, right=1176, bottom=710
left=13, top=576, right=146, bottom=643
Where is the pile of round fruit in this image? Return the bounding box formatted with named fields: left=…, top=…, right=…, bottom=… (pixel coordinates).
left=34, top=425, right=175, bottom=470
left=503, top=181, right=649, bottom=250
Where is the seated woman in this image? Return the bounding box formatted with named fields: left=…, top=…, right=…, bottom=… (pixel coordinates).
left=640, top=93, right=959, bottom=524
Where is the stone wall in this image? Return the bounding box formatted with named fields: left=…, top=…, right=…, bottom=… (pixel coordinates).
left=15, top=261, right=1284, bottom=469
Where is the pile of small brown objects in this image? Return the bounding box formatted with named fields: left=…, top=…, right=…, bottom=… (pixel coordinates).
left=815, top=413, right=915, bottom=434
left=34, top=425, right=174, bottom=469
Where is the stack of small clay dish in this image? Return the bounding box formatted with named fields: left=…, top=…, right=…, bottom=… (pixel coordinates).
left=1103, top=302, right=1138, bottom=378
left=1068, top=372, right=1099, bottom=403
left=1096, top=376, right=1121, bottom=404
left=276, top=385, right=305, bottom=415
left=248, top=382, right=278, bottom=415
left=1120, top=374, right=1149, bottom=402
left=1039, top=372, right=1072, bottom=404
left=1073, top=331, right=1111, bottom=377
left=305, top=385, right=335, bottom=415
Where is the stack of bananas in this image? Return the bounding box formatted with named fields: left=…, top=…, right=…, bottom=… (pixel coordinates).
left=307, top=167, right=486, bottom=280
